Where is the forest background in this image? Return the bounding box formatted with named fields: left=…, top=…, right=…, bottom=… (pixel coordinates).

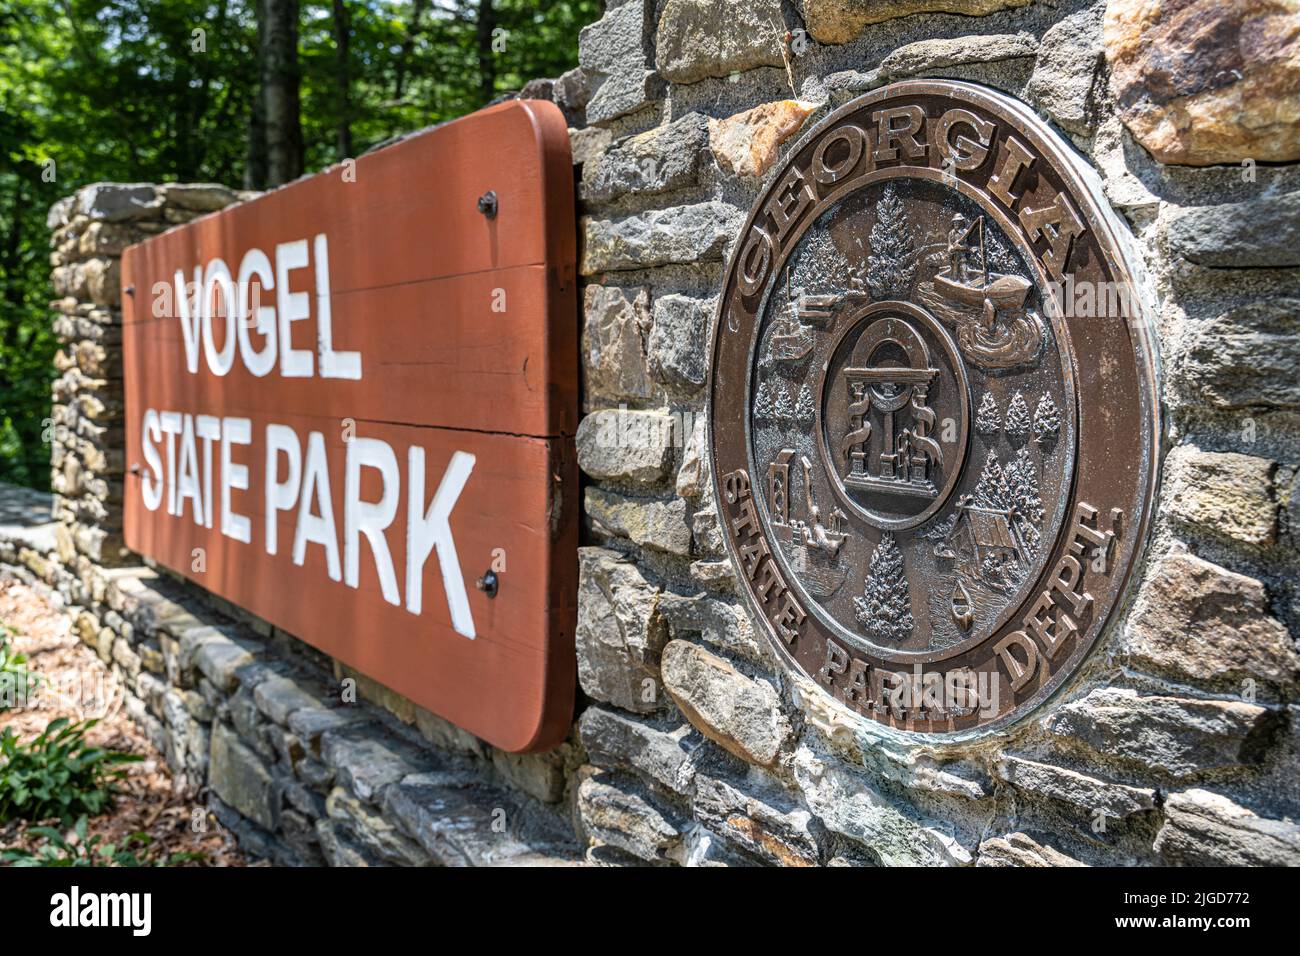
left=0, top=0, right=597, bottom=487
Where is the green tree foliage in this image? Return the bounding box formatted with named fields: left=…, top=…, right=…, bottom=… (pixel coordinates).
left=0, top=621, right=35, bottom=710
left=0, top=0, right=597, bottom=488
left=1, top=5, right=60, bottom=487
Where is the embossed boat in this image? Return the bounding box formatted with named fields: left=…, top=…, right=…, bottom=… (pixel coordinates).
left=933, top=271, right=1032, bottom=310
left=950, top=578, right=974, bottom=631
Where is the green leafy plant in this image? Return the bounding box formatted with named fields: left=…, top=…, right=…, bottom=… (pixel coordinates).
left=0, top=718, right=140, bottom=823
left=1, top=815, right=204, bottom=867
left=0, top=623, right=36, bottom=711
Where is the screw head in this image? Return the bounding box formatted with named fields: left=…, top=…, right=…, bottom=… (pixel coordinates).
left=477, top=191, right=498, bottom=219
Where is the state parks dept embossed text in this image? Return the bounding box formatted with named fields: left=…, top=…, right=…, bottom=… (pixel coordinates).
left=707, top=81, right=1159, bottom=734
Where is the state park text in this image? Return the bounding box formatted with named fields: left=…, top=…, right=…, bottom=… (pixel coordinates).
left=137, top=232, right=480, bottom=639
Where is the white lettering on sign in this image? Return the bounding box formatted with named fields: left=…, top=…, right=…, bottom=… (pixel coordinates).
left=296, top=430, right=341, bottom=581
left=139, top=229, right=474, bottom=638
left=314, top=233, right=360, bottom=380
left=173, top=233, right=360, bottom=379
left=140, top=410, right=477, bottom=637
left=406, top=448, right=476, bottom=638
left=237, top=248, right=277, bottom=376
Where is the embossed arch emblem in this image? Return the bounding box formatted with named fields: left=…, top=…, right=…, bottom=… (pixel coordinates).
left=707, top=80, right=1159, bottom=735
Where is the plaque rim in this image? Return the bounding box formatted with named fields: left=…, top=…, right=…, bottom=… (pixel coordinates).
left=706, top=79, right=1162, bottom=741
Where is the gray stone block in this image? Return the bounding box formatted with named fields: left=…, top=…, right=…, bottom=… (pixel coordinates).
left=1179, top=298, right=1300, bottom=411
left=1155, top=789, right=1300, bottom=866
left=576, top=409, right=676, bottom=486
left=1026, top=7, right=1103, bottom=135
left=1163, top=446, right=1278, bottom=547
left=581, top=201, right=743, bottom=274
left=660, top=640, right=789, bottom=768
left=582, top=284, right=653, bottom=402
left=575, top=547, right=667, bottom=713
left=320, top=728, right=432, bottom=802
left=994, top=754, right=1157, bottom=819
left=326, top=786, right=431, bottom=866
left=800, top=0, right=1031, bottom=45
left=581, top=113, right=707, bottom=202
left=316, top=819, right=386, bottom=867
left=1168, top=190, right=1300, bottom=268
left=649, top=293, right=713, bottom=394
left=1045, top=688, right=1284, bottom=779
left=181, top=625, right=261, bottom=692
left=74, top=183, right=161, bottom=222
left=976, top=832, right=1085, bottom=867
left=793, top=745, right=973, bottom=866
left=693, top=771, right=821, bottom=866
left=656, top=0, right=786, bottom=84
left=1125, top=549, right=1298, bottom=691
left=209, top=721, right=280, bottom=831
left=579, top=707, right=699, bottom=794
left=254, top=672, right=327, bottom=726
left=384, top=776, right=571, bottom=866
left=576, top=771, right=682, bottom=862
left=585, top=487, right=692, bottom=555
left=579, top=1, right=657, bottom=124
left=880, top=34, right=1038, bottom=80
left=287, top=705, right=371, bottom=753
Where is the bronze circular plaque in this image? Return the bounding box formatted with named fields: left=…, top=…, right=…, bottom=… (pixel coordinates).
left=708, top=80, right=1159, bottom=735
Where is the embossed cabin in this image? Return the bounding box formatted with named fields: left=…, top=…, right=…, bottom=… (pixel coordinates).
left=940, top=498, right=1030, bottom=585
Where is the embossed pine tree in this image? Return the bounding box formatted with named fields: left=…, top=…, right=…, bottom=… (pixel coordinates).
left=976, top=392, right=1001, bottom=437
left=1004, top=391, right=1031, bottom=446
left=774, top=385, right=796, bottom=423
left=755, top=379, right=779, bottom=421
left=1033, top=392, right=1061, bottom=446
left=854, top=532, right=913, bottom=642
left=866, top=185, right=917, bottom=300
left=973, top=450, right=1013, bottom=511
left=1006, top=447, right=1043, bottom=552
left=795, top=226, right=855, bottom=294
left=795, top=383, right=816, bottom=426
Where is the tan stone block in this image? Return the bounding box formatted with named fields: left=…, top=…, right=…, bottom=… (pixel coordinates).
left=1165, top=446, right=1278, bottom=547
left=1126, top=549, right=1298, bottom=690
left=709, top=99, right=817, bottom=179
left=1105, top=0, right=1300, bottom=164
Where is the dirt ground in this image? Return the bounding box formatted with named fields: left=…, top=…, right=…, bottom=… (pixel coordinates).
left=0, top=575, right=251, bottom=866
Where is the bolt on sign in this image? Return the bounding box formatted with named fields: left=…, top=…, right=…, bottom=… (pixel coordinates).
left=121, top=100, right=578, bottom=753
left=708, top=81, right=1159, bottom=734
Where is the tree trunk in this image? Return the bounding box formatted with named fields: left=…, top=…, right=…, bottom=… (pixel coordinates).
left=244, top=0, right=269, bottom=189
left=392, top=0, right=428, bottom=103
left=476, top=0, right=496, bottom=107
left=0, top=173, right=24, bottom=321
left=332, top=0, right=353, bottom=158
left=263, top=0, right=304, bottom=187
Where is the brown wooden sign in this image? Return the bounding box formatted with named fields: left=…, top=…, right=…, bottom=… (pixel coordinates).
left=120, top=100, right=578, bottom=753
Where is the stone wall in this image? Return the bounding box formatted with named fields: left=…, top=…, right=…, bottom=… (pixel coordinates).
left=46, top=183, right=251, bottom=568
left=18, top=181, right=583, bottom=865
left=565, top=0, right=1300, bottom=867
left=6, top=0, right=1298, bottom=866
